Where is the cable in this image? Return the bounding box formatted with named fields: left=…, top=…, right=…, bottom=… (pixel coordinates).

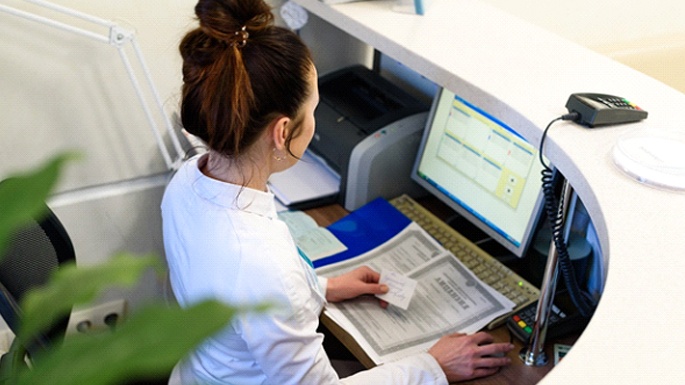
left=538, top=112, right=596, bottom=318
left=538, top=112, right=579, bottom=169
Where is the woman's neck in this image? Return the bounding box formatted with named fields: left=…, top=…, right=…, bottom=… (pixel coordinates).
left=201, top=151, right=270, bottom=192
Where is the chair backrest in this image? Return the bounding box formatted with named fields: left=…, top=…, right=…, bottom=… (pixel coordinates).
left=0, top=205, right=76, bottom=358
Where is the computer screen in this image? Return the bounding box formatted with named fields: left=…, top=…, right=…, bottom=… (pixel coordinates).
left=411, top=87, right=546, bottom=258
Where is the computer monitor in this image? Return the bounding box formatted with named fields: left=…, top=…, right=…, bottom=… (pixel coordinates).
left=411, top=87, right=546, bottom=258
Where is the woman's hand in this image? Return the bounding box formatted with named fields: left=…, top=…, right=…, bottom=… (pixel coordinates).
left=325, top=266, right=388, bottom=304
left=428, top=332, right=514, bottom=382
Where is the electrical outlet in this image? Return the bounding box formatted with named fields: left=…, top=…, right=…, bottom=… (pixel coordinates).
left=0, top=329, right=15, bottom=354
left=66, top=299, right=127, bottom=336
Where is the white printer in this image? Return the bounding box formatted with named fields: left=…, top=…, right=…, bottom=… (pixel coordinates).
left=309, top=65, right=429, bottom=211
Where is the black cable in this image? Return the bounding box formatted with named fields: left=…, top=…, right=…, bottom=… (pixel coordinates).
left=538, top=112, right=578, bottom=169
left=538, top=112, right=596, bottom=318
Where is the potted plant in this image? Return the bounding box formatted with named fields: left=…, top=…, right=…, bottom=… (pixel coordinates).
left=0, top=153, right=265, bottom=385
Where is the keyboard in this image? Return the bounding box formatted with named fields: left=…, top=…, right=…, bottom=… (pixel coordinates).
left=389, top=194, right=540, bottom=329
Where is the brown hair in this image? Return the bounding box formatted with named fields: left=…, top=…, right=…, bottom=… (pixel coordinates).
left=179, top=0, right=313, bottom=157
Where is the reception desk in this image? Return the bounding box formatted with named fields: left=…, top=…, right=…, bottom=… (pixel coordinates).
left=293, top=0, right=685, bottom=383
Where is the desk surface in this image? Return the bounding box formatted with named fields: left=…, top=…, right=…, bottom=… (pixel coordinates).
left=306, top=202, right=575, bottom=385
left=294, top=1, right=685, bottom=383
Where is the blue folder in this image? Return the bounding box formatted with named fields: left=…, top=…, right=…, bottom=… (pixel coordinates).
left=313, top=198, right=412, bottom=268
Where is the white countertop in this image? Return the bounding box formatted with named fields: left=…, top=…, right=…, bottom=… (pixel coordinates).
left=294, top=0, right=685, bottom=383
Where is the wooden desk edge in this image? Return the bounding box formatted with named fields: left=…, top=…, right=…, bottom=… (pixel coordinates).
left=320, top=314, right=377, bottom=369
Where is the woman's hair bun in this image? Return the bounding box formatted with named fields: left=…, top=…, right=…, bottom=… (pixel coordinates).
left=180, top=0, right=313, bottom=157
left=195, top=0, right=273, bottom=45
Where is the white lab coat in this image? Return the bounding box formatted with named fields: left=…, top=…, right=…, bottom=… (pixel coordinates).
left=162, top=155, right=447, bottom=385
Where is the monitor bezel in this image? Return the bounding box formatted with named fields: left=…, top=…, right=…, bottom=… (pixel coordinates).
left=410, top=87, right=546, bottom=258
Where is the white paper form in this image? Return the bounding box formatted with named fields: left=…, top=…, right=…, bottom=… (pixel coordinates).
left=316, top=222, right=444, bottom=277
left=269, top=150, right=340, bottom=207
left=316, top=223, right=515, bottom=364
left=278, top=210, right=347, bottom=262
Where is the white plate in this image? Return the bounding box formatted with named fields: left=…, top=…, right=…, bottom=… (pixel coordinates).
left=612, top=131, right=685, bottom=191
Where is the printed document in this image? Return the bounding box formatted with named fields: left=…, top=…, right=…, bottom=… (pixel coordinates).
left=316, top=222, right=515, bottom=364
left=278, top=210, right=347, bottom=261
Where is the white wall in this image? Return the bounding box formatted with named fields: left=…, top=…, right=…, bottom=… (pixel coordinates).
left=298, top=11, right=373, bottom=76
left=0, top=0, right=195, bottom=191
left=0, top=0, right=199, bottom=312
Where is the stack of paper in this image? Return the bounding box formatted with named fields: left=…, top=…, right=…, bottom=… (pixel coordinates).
left=269, top=150, right=340, bottom=209
left=316, top=221, right=515, bottom=364
left=284, top=198, right=516, bottom=365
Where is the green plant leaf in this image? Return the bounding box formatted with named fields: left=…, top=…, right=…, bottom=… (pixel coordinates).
left=0, top=152, right=79, bottom=257
left=18, top=253, right=163, bottom=346
left=16, top=300, right=269, bottom=385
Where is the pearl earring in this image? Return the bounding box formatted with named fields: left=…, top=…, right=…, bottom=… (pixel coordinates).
left=272, top=148, right=286, bottom=161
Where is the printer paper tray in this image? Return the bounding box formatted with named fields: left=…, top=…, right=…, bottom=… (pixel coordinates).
left=268, top=150, right=341, bottom=210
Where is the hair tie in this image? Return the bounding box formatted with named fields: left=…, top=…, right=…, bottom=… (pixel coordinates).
left=234, top=26, right=249, bottom=48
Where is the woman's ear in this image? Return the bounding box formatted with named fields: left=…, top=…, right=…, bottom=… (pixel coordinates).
left=271, top=115, right=291, bottom=151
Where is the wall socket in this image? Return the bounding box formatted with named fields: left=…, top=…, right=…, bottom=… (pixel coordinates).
left=0, top=329, right=15, bottom=354
left=66, top=299, right=127, bottom=336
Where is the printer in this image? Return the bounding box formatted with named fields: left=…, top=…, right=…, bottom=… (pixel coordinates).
left=309, top=65, right=429, bottom=211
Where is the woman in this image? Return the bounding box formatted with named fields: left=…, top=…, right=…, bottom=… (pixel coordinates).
left=161, top=1, right=514, bottom=384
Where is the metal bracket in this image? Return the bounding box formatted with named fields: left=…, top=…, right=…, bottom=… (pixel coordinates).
left=1, top=0, right=184, bottom=170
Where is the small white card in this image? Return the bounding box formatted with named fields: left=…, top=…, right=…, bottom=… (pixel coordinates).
left=376, top=270, right=418, bottom=310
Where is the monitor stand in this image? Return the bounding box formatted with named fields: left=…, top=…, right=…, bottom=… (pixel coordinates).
left=444, top=214, right=514, bottom=261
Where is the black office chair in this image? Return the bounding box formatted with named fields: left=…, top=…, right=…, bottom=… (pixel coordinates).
left=0, top=203, right=76, bottom=379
